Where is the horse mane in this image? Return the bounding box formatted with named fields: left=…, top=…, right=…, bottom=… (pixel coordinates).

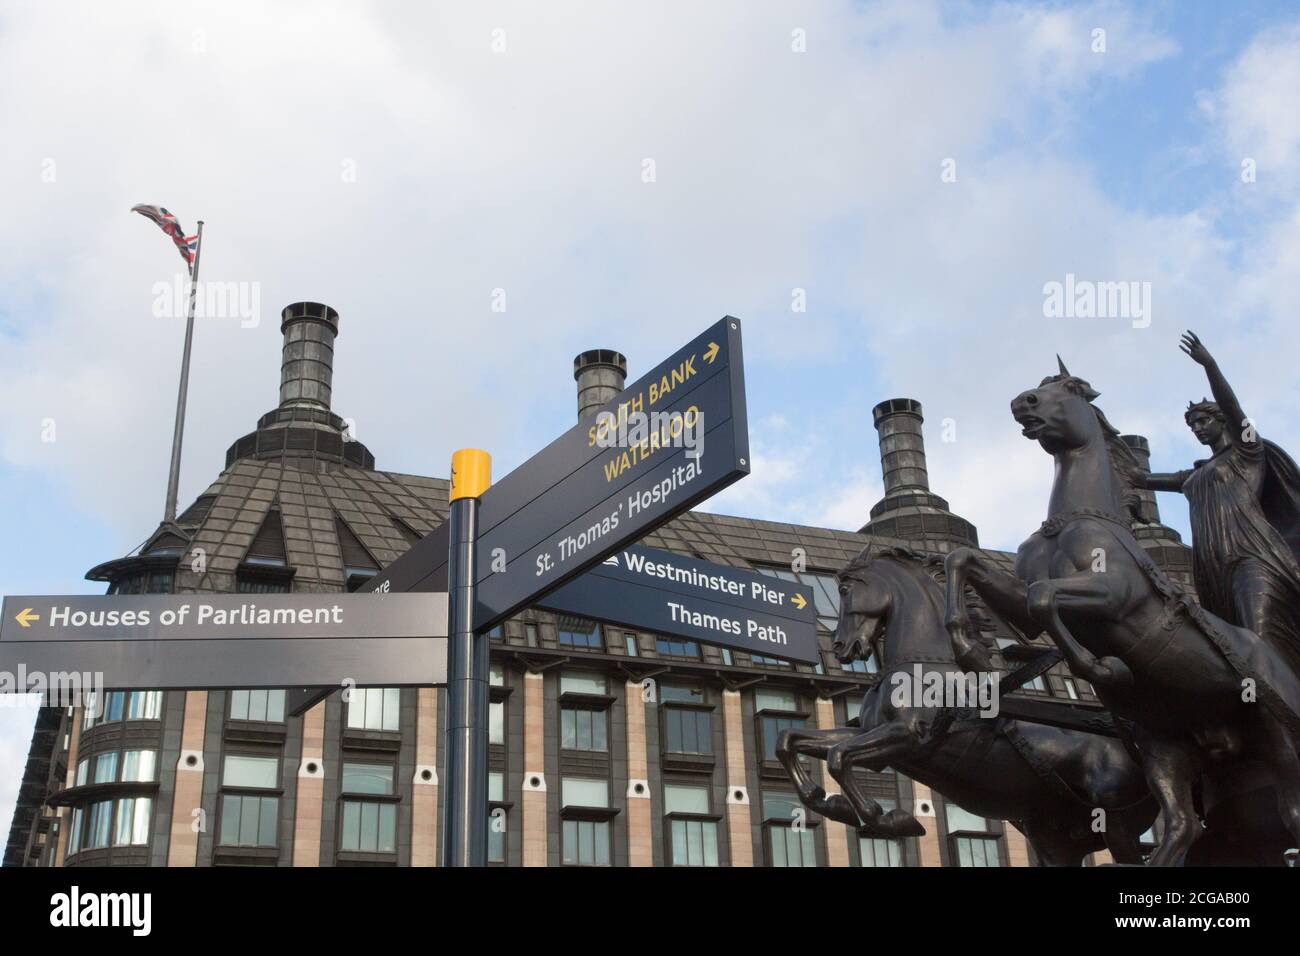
left=1040, top=371, right=1145, bottom=523
left=840, top=541, right=1002, bottom=645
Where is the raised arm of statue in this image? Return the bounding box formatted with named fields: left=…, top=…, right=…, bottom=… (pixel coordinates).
left=1181, top=331, right=1257, bottom=452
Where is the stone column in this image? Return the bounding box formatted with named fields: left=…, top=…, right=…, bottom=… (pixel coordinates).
left=815, top=698, right=851, bottom=866
left=721, top=689, right=753, bottom=867
left=910, top=782, right=944, bottom=867
left=411, top=687, right=439, bottom=866
left=291, top=700, right=326, bottom=867
left=521, top=671, right=548, bottom=866
left=167, top=691, right=209, bottom=866
left=625, top=681, right=653, bottom=866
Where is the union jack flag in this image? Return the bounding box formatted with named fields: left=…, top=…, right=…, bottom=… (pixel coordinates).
left=130, top=204, right=199, bottom=268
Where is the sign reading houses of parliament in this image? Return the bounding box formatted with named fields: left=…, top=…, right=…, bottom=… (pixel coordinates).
left=0, top=593, right=447, bottom=690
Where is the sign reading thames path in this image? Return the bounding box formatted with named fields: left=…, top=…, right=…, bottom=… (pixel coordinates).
left=368, top=316, right=752, bottom=630
left=537, top=545, right=819, bottom=663
left=0, top=593, right=447, bottom=691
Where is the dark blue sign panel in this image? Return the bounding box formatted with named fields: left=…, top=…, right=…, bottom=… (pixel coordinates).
left=0, top=593, right=447, bottom=691
left=538, top=545, right=819, bottom=664
left=368, top=317, right=749, bottom=631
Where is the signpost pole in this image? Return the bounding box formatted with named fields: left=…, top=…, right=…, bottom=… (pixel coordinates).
left=441, top=449, right=492, bottom=867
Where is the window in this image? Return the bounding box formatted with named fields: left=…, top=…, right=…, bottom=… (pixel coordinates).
left=560, top=673, right=605, bottom=695
left=756, top=566, right=842, bottom=632
left=230, top=689, right=285, bottom=722
left=525, top=624, right=538, bottom=647
left=339, top=802, right=396, bottom=853
left=763, top=792, right=816, bottom=867
left=859, top=836, right=904, bottom=867
left=755, top=689, right=804, bottom=762
left=655, top=636, right=699, bottom=658
left=122, top=750, right=157, bottom=782
left=236, top=576, right=290, bottom=594
left=113, top=797, right=152, bottom=846
left=109, top=569, right=173, bottom=594
left=75, top=759, right=88, bottom=787
left=661, top=685, right=712, bottom=756
left=67, top=807, right=83, bottom=855
left=561, top=778, right=611, bottom=866
left=489, top=700, right=506, bottom=745
left=487, top=625, right=503, bottom=642
left=219, top=754, right=280, bottom=848
left=125, top=691, right=162, bottom=720
left=665, top=784, right=718, bottom=867
left=624, top=632, right=639, bottom=656
left=489, top=664, right=505, bottom=687
left=561, top=705, right=607, bottom=751
left=85, top=800, right=114, bottom=850
left=945, top=802, right=1002, bottom=867
left=346, top=688, right=401, bottom=731
left=750, top=653, right=792, bottom=668
left=557, top=616, right=603, bottom=649
left=339, top=763, right=396, bottom=854
left=93, top=753, right=119, bottom=784
left=488, top=772, right=507, bottom=864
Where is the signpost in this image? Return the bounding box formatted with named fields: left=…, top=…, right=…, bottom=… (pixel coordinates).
left=0, top=593, right=448, bottom=691
left=537, top=545, right=819, bottom=664
left=367, top=317, right=749, bottom=631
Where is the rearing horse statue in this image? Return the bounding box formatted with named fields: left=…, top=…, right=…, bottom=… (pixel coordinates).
left=943, top=360, right=1300, bottom=866
left=777, top=546, right=1155, bottom=866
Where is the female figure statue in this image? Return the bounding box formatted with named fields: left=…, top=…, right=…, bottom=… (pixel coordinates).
left=1138, top=331, right=1300, bottom=675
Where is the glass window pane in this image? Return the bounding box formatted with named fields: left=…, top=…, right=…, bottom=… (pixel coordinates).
left=68, top=807, right=82, bottom=854
left=342, top=763, right=393, bottom=795
left=219, top=795, right=241, bottom=845
left=945, top=803, right=989, bottom=834
left=670, top=819, right=686, bottom=866
left=665, top=709, right=682, bottom=752
left=702, top=820, right=719, bottom=866
left=230, top=690, right=250, bottom=720
left=258, top=797, right=277, bottom=847
left=489, top=701, right=505, bottom=744
left=755, top=689, right=796, bottom=712
left=561, top=709, right=576, bottom=749
left=341, top=801, right=361, bottom=851
left=378, top=803, right=396, bottom=853
left=364, top=688, right=382, bottom=729
left=223, top=755, right=278, bottom=789
left=488, top=772, right=504, bottom=802
left=360, top=803, right=379, bottom=852
left=238, top=796, right=259, bottom=846
left=664, top=784, right=709, bottom=814
left=562, top=777, right=608, bottom=808
left=560, top=672, right=605, bottom=695
left=265, top=690, right=285, bottom=723
left=383, top=688, right=400, bottom=730
left=94, top=753, right=118, bottom=783
left=592, top=710, right=607, bottom=751
left=75, top=759, right=88, bottom=787
left=594, top=821, right=610, bottom=865
left=579, top=820, right=594, bottom=863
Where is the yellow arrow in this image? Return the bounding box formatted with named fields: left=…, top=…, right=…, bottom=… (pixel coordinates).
left=703, top=342, right=720, bottom=364
left=15, top=607, right=40, bottom=628
left=791, top=593, right=807, bottom=611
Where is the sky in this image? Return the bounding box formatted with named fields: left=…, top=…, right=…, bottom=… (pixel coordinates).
left=3, top=0, right=1300, bottom=837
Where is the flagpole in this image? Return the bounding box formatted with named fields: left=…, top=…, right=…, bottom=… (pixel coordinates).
left=163, top=220, right=203, bottom=523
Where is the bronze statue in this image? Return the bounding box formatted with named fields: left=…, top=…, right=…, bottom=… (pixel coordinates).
left=777, top=546, right=1156, bottom=866
left=1136, top=331, right=1300, bottom=676
left=942, top=360, right=1300, bottom=865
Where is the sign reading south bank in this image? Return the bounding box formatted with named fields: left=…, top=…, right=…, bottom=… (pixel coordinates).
left=369, top=317, right=749, bottom=630
left=0, top=593, right=447, bottom=691
left=538, top=545, right=819, bottom=664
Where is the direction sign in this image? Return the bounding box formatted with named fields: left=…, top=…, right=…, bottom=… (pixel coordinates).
left=0, top=593, right=447, bottom=691
left=368, top=317, right=749, bottom=631
left=537, top=545, right=820, bottom=663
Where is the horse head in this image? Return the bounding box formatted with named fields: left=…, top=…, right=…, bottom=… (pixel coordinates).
left=1011, top=357, right=1144, bottom=519
left=834, top=546, right=959, bottom=667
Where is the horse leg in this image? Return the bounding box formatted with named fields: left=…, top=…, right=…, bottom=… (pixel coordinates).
left=1249, top=711, right=1300, bottom=862
left=1025, top=573, right=1133, bottom=690
left=1133, top=730, right=1203, bottom=867
left=944, top=548, right=1033, bottom=671
left=775, top=725, right=862, bottom=827
left=1102, top=808, right=1147, bottom=866
left=827, top=722, right=927, bottom=837
left=1017, top=820, right=1085, bottom=867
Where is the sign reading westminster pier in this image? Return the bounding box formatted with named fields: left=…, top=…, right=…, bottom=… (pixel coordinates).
left=0, top=593, right=447, bottom=690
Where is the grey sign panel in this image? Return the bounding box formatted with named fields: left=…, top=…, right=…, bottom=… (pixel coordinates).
left=368, top=317, right=749, bottom=631
left=0, top=593, right=447, bottom=691
left=538, top=545, right=820, bottom=664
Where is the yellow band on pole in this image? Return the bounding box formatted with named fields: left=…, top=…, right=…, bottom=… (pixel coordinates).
left=449, top=449, right=492, bottom=501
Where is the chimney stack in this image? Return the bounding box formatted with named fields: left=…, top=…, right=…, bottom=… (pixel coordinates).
left=574, top=349, right=628, bottom=422
left=860, top=398, right=977, bottom=551
left=1120, top=433, right=1193, bottom=585
left=280, top=301, right=340, bottom=411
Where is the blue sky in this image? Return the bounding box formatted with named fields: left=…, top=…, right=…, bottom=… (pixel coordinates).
left=3, top=0, right=1300, bottom=834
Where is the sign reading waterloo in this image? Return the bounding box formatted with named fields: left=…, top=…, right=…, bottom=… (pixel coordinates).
left=369, top=317, right=750, bottom=631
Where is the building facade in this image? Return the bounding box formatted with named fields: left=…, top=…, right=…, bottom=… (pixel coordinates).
left=4, top=302, right=1193, bottom=867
